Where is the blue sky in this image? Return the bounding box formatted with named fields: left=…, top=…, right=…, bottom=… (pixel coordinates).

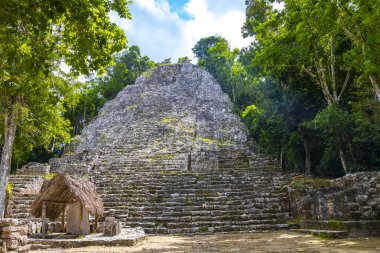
left=168, top=0, right=192, bottom=20
left=110, top=0, right=252, bottom=62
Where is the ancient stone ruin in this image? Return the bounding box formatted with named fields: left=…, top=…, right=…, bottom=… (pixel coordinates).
left=49, top=62, right=290, bottom=234
left=0, top=219, right=29, bottom=253
left=6, top=63, right=380, bottom=239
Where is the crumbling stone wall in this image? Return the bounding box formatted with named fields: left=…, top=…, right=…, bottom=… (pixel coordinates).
left=17, top=163, right=50, bottom=176
left=288, top=172, right=380, bottom=220
left=0, top=219, right=29, bottom=253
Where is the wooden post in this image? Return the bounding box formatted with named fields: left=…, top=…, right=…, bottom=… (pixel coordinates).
left=79, top=203, right=83, bottom=236
left=95, top=213, right=98, bottom=233
left=42, top=202, right=46, bottom=239
left=61, top=205, right=66, bottom=232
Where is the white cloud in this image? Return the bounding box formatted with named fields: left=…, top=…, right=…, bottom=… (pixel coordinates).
left=111, top=0, right=252, bottom=62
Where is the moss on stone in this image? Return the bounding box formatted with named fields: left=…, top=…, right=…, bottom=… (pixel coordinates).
left=326, top=220, right=346, bottom=231
left=196, top=137, right=215, bottom=145
left=161, top=117, right=178, bottom=124
left=199, top=226, right=208, bottom=233
left=142, top=69, right=154, bottom=79
left=149, top=153, right=174, bottom=163
left=127, top=105, right=138, bottom=110
left=148, top=187, right=156, bottom=194
left=290, top=175, right=331, bottom=189
left=286, top=218, right=301, bottom=226
left=217, top=140, right=233, bottom=147
left=99, top=131, right=107, bottom=144
left=203, top=192, right=211, bottom=198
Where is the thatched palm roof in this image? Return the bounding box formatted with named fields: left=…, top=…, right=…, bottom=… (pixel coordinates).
left=31, top=173, right=104, bottom=220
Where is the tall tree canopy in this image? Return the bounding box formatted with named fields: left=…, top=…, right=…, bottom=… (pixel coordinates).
left=0, top=0, right=131, bottom=217
left=193, top=0, right=380, bottom=178
left=240, top=0, right=380, bottom=176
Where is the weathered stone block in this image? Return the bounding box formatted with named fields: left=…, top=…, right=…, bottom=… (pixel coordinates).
left=17, top=235, right=27, bottom=246
left=5, top=239, right=19, bottom=250
left=2, top=225, right=27, bottom=236
left=103, top=217, right=121, bottom=236
left=16, top=244, right=30, bottom=253
left=0, top=219, right=19, bottom=228
left=97, top=222, right=104, bottom=233
left=1, top=232, right=20, bottom=240
left=357, top=195, right=368, bottom=205
left=0, top=240, right=5, bottom=253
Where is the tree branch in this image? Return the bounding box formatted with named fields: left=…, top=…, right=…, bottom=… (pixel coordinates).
left=338, top=70, right=351, bottom=101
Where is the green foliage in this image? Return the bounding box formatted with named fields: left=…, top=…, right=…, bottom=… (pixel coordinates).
left=235, top=0, right=380, bottom=176
left=6, top=183, right=13, bottom=199
left=0, top=0, right=132, bottom=177
left=190, top=1, right=380, bottom=177
left=44, top=173, right=57, bottom=181
left=177, top=56, right=191, bottom=63
left=241, top=105, right=264, bottom=134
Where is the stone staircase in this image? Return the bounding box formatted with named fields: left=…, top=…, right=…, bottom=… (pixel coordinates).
left=291, top=220, right=380, bottom=238
left=89, top=150, right=290, bottom=234
left=8, top=175, right=42, bottom=219
left=47, top=63, right=291, bottom=234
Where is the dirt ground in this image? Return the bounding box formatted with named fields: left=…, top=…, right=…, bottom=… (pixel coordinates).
left=31, top=231, right=380, bottom=253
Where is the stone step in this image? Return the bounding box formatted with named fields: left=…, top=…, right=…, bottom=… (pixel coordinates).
left=291, top=229, right=349, bottom=239
left=126, top=220, right=287, bottom=229
left=97, top=190, right=284, bottom=196
left=10, top=213, right=31, bottom=218
left=299, top=220, right=380, bottom=237
left=126, top=218, right=282, bottom=226
left=125, top=213, right=289, bottom=222
left=143, top=223, right=289, bottom=234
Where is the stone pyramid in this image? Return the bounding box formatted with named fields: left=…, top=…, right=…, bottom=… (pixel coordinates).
left=50, top=63, right=290, bottom=234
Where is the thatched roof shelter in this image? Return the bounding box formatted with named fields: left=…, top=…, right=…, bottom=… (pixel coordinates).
left=31, top=173, right=104, bottom=220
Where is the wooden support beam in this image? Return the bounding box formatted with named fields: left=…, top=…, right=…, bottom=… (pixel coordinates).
left=61, top=205, right=66, bottom=232
left=79, top=203, right=83, bottom=236
left=95, top=213, right=98, bottom=233
left=42, top=202, right=46, bottom=239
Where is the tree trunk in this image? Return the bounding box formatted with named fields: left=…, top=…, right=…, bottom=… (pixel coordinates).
left=369, top=75, right=380, bottom=102
left=299, top=127, right=311, bottom=175
left=339, top=148, right=349, bottom=175
left=0, top=98, right=19, bottom=218
left=337, top=135, right=349, bottom=175
left=279, top=148, right=284, bottom=169
left=302, top=137, right=311, bottom=175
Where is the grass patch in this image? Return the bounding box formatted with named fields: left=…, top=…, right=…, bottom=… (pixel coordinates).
left=326, top=220, right=346, bottom=231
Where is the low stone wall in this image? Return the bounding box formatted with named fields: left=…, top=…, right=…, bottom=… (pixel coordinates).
left=0, top=219, right=29, bottom=253
left=288, top=172, right=380, bottom=220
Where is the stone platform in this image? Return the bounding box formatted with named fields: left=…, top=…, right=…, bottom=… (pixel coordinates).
left=29, top=227, right=146, bottom=250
